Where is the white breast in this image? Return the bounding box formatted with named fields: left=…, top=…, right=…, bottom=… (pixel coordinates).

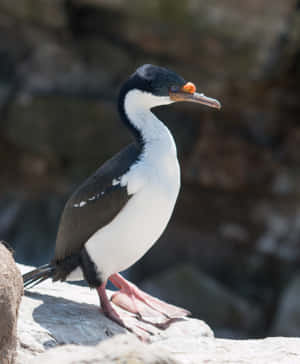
left=85, top=141, right=180, bottom=281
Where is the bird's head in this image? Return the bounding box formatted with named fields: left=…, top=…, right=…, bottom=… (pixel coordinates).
left=119, top=64, right=221, bottom=111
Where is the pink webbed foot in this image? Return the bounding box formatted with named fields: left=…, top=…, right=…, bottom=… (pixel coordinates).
left=96, top=282, right=155, bottom=341
left=109, top=273, right=190, bottom=328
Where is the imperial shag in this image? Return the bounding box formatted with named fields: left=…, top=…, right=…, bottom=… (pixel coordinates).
left=23, top=64, right=221, bottom=339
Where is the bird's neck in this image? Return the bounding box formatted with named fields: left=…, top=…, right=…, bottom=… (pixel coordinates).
left=119, top=89, right=177, bottom=156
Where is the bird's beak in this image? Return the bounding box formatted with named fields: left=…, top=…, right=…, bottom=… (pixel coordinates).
left=169, top=82, right=221, bottom=110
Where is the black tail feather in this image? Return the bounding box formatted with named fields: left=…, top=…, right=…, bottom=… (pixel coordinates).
left=23, top=264, right=55, bottom=288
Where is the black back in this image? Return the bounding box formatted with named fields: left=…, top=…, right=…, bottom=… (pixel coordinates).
left=54, top=143, right=141, bottom=263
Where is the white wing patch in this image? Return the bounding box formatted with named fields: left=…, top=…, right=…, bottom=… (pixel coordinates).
left=112, top=178, right=120, bottom=186
left=72, top=178, right=126, bottom=208
left=73, top=201, right=87, bottom=208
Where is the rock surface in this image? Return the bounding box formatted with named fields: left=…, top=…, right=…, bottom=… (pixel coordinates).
left=17, top=264, right=213, bottom=363
left=31, top=335, right=180, bottom=364
left=17, top=264, right=300, bottom=364
left=30, top=334, right=300, bottom=364
left=0, top=242, right=23, bottom=364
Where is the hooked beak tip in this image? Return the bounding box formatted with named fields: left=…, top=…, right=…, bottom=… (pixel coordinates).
left=169, top=90, right=221, bottom=110
left=213, top=99, right=222, bottom=110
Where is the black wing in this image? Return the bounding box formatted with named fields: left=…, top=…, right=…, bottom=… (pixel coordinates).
left=54, top=143, right=141, bottom=261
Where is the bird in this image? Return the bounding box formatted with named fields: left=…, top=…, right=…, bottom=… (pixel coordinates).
left=23, top=64, right=221, bottom=339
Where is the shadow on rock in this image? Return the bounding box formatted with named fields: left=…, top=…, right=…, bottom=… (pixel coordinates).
left=26, top=290, right=126, bottom=347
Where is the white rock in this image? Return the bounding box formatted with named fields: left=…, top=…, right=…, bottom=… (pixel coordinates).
left=17, top=264, right=300, bottom=364
left=17, top=264, right=212, bottom=363
left=30, top=334, right=181, bottom=364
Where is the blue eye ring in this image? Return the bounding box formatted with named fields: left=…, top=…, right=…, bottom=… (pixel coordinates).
left=170, top=85, right=179, bottom=92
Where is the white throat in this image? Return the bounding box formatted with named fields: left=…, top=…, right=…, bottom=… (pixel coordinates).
left=124, top=89, right=175, bottom=146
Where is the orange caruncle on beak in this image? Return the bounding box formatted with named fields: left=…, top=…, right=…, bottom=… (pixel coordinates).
left=182, top=82, right=196, bottom=94
left=169, top=81, right=221, bottom=109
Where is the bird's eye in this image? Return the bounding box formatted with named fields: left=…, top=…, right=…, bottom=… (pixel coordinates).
left=170, top=85, right=179, bottom=92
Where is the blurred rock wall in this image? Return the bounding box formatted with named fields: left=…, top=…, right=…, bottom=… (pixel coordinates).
left=0, top=0, right=300, bottom=338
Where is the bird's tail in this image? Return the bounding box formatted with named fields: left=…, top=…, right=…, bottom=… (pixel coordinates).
left=23, top=264, right=56, bottom=288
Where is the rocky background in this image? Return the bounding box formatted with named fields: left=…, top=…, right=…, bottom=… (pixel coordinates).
left=0, top=0, right=300, bottom=339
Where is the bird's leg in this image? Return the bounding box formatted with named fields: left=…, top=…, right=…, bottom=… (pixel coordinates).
left=109, top=273, right=190, bottom=328
left=96, top=281, right=153, bottom=341
left=96, top=281, right=124, bottom=326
